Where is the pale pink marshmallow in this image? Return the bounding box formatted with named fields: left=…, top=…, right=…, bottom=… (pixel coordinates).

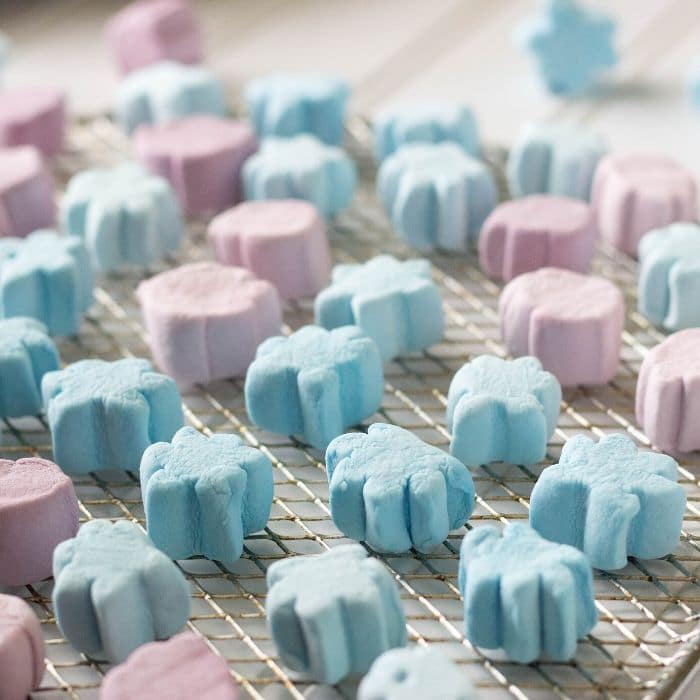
left=636, top=328, right=700, bottom=453
left=479, top=195, right=596, bottom=281
left=134, top=116, right=257, bottom=216
left=0, top=88, right=65, bottom=157
left=499, top=267, right=624, bottom=387
left=208, top=200, right=331, bottom=300
left=592, top=154, right=697, bottom=257
left=137, top=261, right=282, bottom=386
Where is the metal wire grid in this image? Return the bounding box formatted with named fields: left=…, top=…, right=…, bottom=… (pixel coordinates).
left=1, top=114, right=699, bottom=700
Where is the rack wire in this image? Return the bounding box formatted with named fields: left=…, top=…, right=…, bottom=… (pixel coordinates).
left=3, top=113, right=700, bottom=700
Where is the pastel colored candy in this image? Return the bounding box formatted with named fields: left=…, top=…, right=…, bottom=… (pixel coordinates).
left=61, top=162, right=184, bottom=270
left=266, top=543, right=406, bottom=684
left=208, top=199, right=331, bottom=300
left=0, top=594, right=44, bottom=700
left=373, top=102, right=480, bottom=162
left=592, top=154, right=697, bottom=257
left=507, top=122, right=607, bottom=200
left=141, top=426, right=273, bottom=562
left=0, top=146, right=55, bottom=238
left=245, top=325, right=383, bottom=450
left=245, top=73, right=349, bottom=145
left=0, top=317, right=59, bottom=418
left=137, top=262, right=282, bottom=385
left=243, top=135, right=356, bottom=218
left=0, top=457, right=78, bottom=586
left=105, top=0, right=202, bottom=75
left=314, top=255, right=444, bottom=362
left=0, top=88, right=65, bottom=157
left=100, top=632, right=237, bottom=700
left=53, top=520, right=190, bottom=663
left=499, top=267, right=624, bottom=386
left=0, top=230, right=93, bottom=336
left=530, top=434, right=685, bottom=570
left=637, top=223, right=700, bottom=331
left=326, top=423, right=474, bottom=553
left=42, top=358, right=184, bottom=473
left=459, top=523, right=597, bottom=663
left=447, top=355, right=561, bottom=466
left=358, top=647, right=476, bottom=700
left=377, top=143, right=497, bottom=252
left=636, top=328, right=700, bottom=453
left=135, top=116, right=257, bottom=215
left=479, top=195, right=596, bottom=281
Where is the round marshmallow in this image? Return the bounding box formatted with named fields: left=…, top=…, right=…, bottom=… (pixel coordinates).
left=0, top=88, right=65, bottom=157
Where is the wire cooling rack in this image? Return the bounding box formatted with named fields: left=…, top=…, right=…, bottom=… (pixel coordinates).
left=3, top=112, right=700, bottom=700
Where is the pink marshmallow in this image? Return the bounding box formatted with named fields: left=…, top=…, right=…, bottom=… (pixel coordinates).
left=499, top=267, right=624, bottom=387
left=105, top=0, right=203, bottom=75
left=137, top=261, right=282, bottom=386
left=0, top=88, right=65, bottom=157
left=0, top=594, right=44, bottom=700
left=134, top=116, right=257, bottom=216
left=636, top=328, right=700, bottom=453
left=479, top=195, right=596, bottom=281
left=208, top=200, right=331, bottom=300
left=592, top=154, right=697, bottom=257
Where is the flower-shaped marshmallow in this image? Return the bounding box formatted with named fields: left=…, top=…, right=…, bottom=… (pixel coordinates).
left=459, top=523, right=597, bottom=663
left=314, top=255, right=443, bottom=362
left=245, top=325, right=383, bottom=450
left=266, top=543, right=406, bottom=684
left=326, top=423, right=474, bottom=553
left=141, top=426, right=274, bottom=563
left=42, top=358, right=183, bottom=473
left=530, top=434, right=686, bottom=570
left=52, top=520, right=190, bottom=663
left=61, top=162, right=183, bottom=271
left=447, top=355, right=561, bottom=466
left=377, top=143, right=496, bottom=252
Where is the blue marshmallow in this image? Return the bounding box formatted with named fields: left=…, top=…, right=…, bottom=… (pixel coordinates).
left=42, top=358, right=183, bottom=473
left=140, top=426, right=273, bottom=563
left=377, top=143, right=496, bottom=252
left=245, top=73, right=349, bottom=145
left=0, top=317, right=59, bottom=418
left=266, top=543, right=406, bottom=684
left=314, top=255, right=444, bottom=362
left=530, top=433, right=686, bottom=570
left=0, top=230, right=93, bottom=336
left=52, top=520, right=190, bottom=663
left=115, top=61, right=226, bottom=134
left=61, top=163, right=184, bottom=271
left=326, top=423, right=474, bottom=553
left=447, top=355, right=561, bottom=466
left=459, top=523, right=597, bottom=663
left=242, top=135, right=356, bottom=218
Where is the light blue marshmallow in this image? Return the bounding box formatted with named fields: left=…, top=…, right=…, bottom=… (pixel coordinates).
left=314, top=255, right=443, bottom=362
left=52, top=520, right=190, bottom=663
left=326, top=423, right=474, bottom=553
left=42, top=358, right=183, bottom=473
left=688, top=55, right=700, bottom=108
left=61, top=163, right=184, bottom=271
left=530, top=433, right=686, bottom=570
left=242, top=134, right=357, bottom=218
left=459, top=523, right=597, bottom=663
left=245, top=325, right=383, bottom=450
left=0, top=32, right=9, bottom=77
left=638, top=223, right=700, bottom=331
left=0, top=317, right=59, bottom=418
left=447, top=355, right=561, bottom=466
left=140, top=426, right=273, bottom=563
left=245, top=73, right=349, bottom=145
left=266, top=543, right=406, bottom=684
left=373, top=101, right=480, bottom=162
left=507, top=122, right=607, bottom=200
left=0, top=230, right=93, bottom=336
left=377, top=143, right=497, bottom=252
left=115, top=60, right=226, bottom=134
